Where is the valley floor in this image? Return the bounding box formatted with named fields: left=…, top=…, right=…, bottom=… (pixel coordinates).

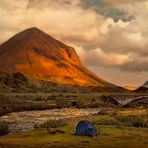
left=0, top=108, right=148, bottom=148
left=0, top=92, right=148, bottom=116
left=0, top=125, right=147, bottom=148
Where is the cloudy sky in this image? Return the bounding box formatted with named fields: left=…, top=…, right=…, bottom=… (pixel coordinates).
left=0, top=0, right=148, bottom=87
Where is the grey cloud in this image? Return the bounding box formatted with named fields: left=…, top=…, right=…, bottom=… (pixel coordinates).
left=0, top=0, right=148, bottom=74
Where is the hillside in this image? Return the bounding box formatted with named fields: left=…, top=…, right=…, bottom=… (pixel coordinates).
left=135, top=81, right=148, bottom=92
left=0, top=27, right=125, bottom=92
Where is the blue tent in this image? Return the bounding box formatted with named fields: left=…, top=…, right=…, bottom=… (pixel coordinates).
left=75, top=121, right=99, bottom=137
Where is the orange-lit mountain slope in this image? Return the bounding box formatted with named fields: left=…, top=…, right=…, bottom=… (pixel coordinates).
left=0, top=27, right=122, bottom=90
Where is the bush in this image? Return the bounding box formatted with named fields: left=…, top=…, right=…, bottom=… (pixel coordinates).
left=36, top=119, right=68, bottom=129
left=97, top=109, right=108, bottom=115
left=0, top=122, right=9, bottom=136
left=116, top=115, right=148, bottom=128
left=75, top=100, right=85, bottom=108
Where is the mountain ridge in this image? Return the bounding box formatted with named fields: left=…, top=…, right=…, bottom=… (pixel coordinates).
left=135, top=80, right=148, bottom=92
left=0, top=27, right=126, bottom=91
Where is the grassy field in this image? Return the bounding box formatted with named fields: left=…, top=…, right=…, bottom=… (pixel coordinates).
left=0, top=108, right=147, bottom=148
left=0, top=125, right=147, bottom=148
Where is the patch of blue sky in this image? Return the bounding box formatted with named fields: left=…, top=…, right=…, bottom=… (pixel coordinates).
left=84, top=0, right=133, bottom=22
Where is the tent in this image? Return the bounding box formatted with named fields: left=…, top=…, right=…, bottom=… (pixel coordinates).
left=75, top=121, right=99, bottom=137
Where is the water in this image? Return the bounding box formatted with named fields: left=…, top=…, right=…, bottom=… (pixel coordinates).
left=0, top=108, right=100, bottom=133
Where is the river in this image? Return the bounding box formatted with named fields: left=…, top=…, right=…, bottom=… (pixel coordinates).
left=0, top=108, right=100, bottom=133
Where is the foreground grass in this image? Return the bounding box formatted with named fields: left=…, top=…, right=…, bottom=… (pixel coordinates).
left=0, top=125, right=147, bottom=148
left=0, top=108, right=147, bottom=148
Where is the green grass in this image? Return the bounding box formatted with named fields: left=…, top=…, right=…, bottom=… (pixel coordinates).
left=0, top=125, right=147, bottom=148
left=0, top=108, right=148, bottom=148
left=91, top=108, right=148, bottom=127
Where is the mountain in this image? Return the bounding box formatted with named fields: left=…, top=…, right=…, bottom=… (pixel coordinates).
left=135, top=81, right=148, bottom=92
left=124, top=86, right=137, bottom=91
left=0, top=27, right=125, bottom=92
left=142, top=81, right=148, bottom=88
left=124, top=97, right=148, bottom=108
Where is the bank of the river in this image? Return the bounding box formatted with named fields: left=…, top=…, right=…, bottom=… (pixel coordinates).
left=0, top=108, right=148, bottom=148
left=0, top=108, right=100, bottom=133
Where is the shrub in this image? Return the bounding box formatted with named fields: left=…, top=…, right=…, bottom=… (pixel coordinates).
left=75, top=100, right=85, bottom=108
left=71, top=101, right=77, bottom=106
left=0, top=122, right=9, bottom=136
left=116, top=115, right=148, bottom=128
left=36, top=119, right=68, bottom=129
left=97, top=109, right=108, bottom=115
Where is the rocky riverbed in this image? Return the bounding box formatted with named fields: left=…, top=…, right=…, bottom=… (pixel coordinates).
left=0, top=108, right=100, bottom=133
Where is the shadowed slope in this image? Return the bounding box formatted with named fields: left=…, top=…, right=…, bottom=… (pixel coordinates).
left=135, top=81, right=148, bottom=92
